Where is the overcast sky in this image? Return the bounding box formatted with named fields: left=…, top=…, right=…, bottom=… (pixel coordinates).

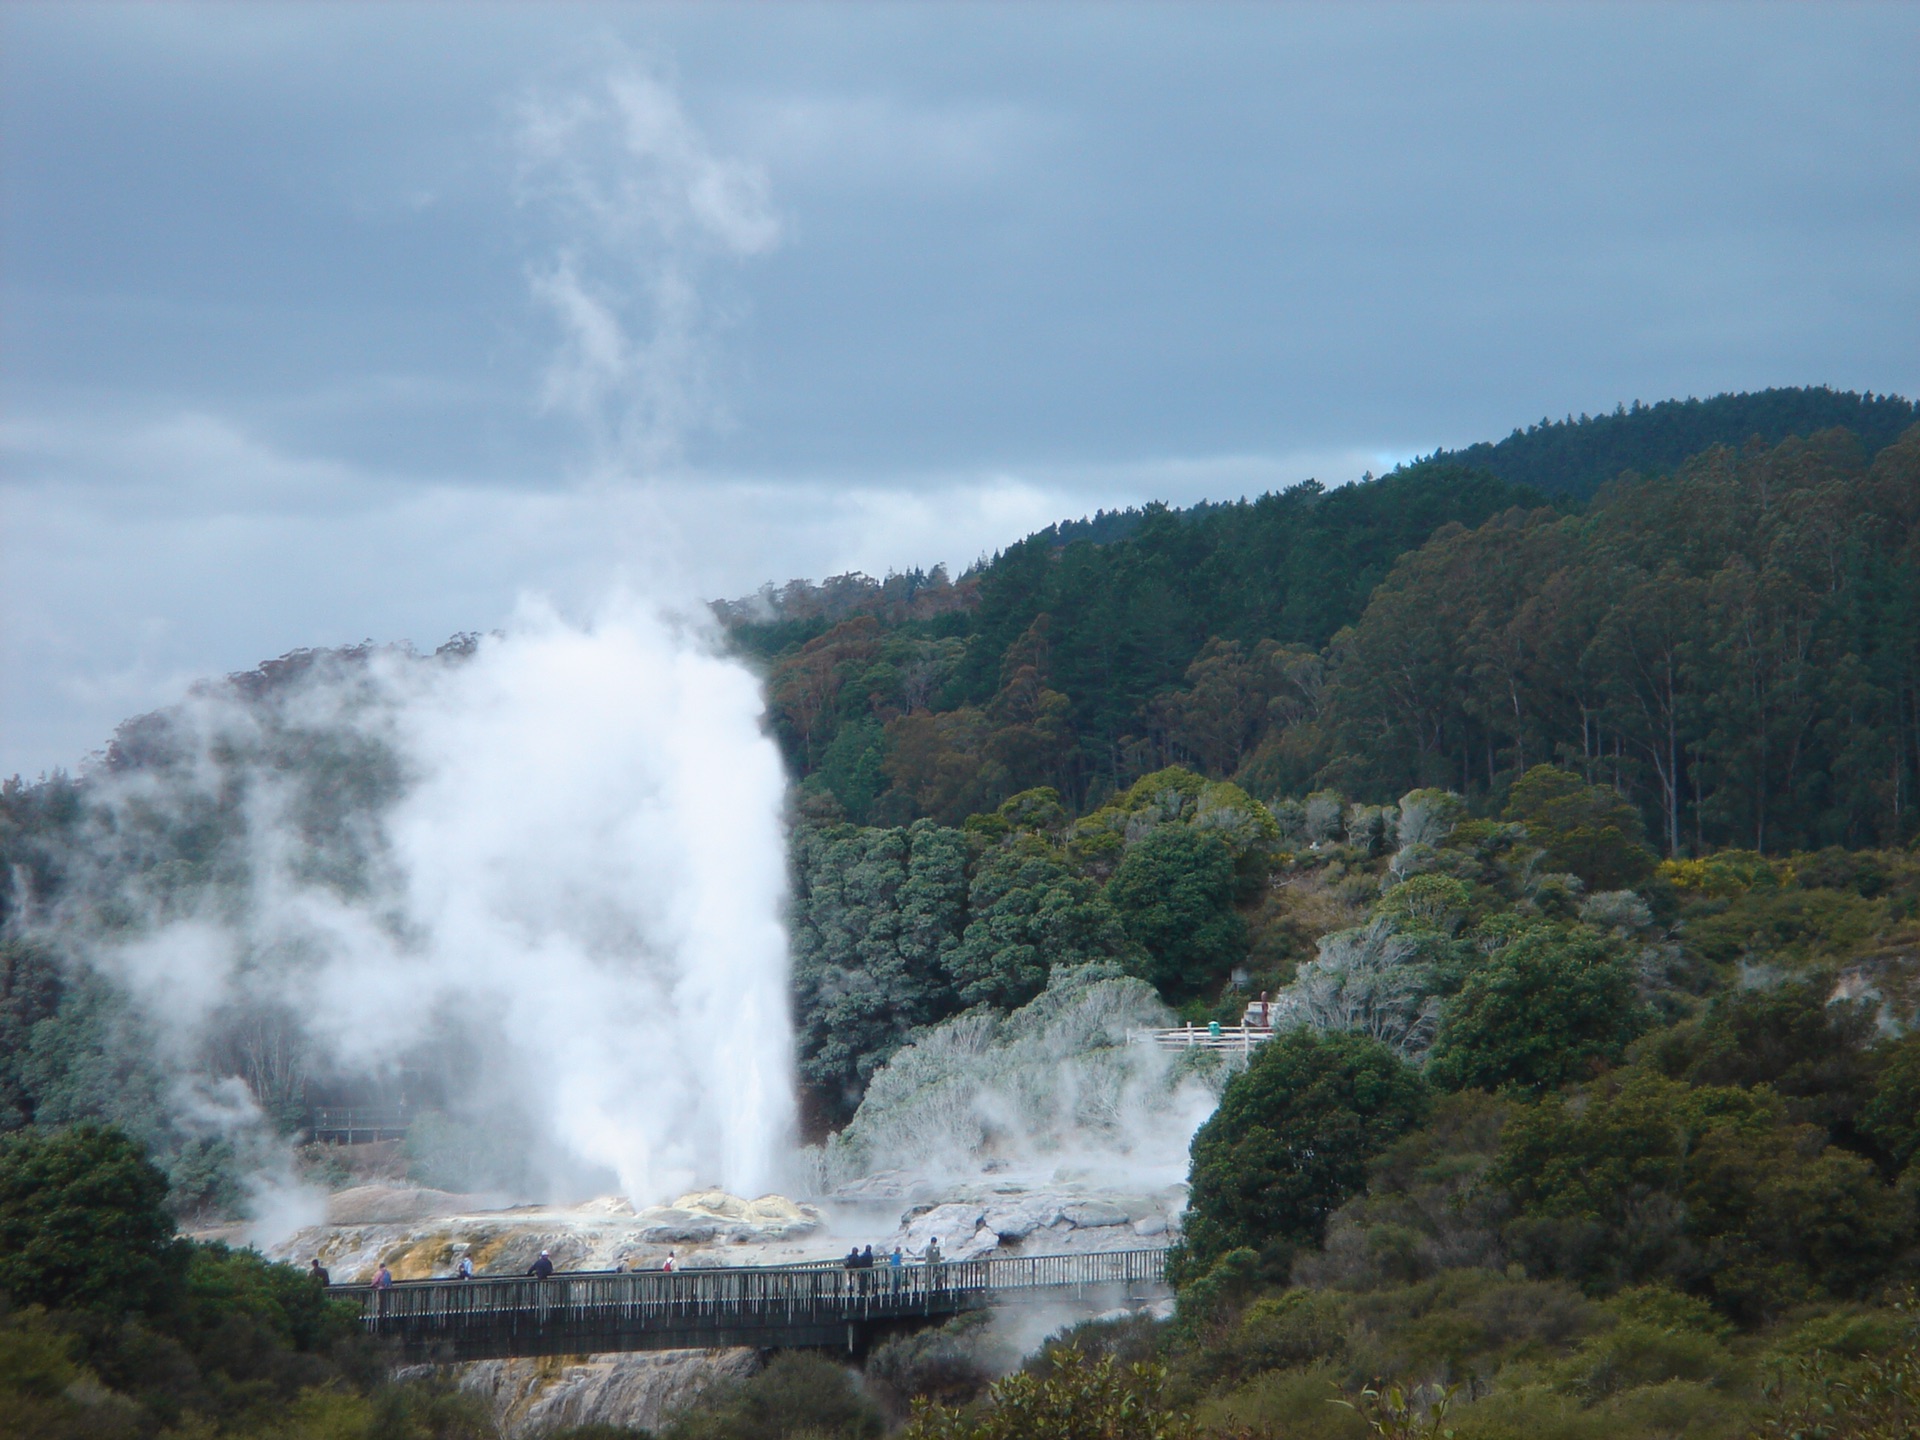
left=3, top=2, right=1917, bottom=778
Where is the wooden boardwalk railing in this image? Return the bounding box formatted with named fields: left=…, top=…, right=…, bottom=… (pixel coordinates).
left=309, top=1107, right=411, bottom=1143
left=1128, top=1023, right=1274, bottom=1054
left=331, top=1249, right=1169, bottom=1362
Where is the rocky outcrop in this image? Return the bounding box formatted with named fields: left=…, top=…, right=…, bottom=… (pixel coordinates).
left=635, top=1192, right=822, bottom=1246
left=457, top=1348, right=758, bottom=1437
left=324, top=1185, right=496, bottom=1225
left=269, top=1169, right=1181, bottom=1283
left=820, top=969, right=1218, bottom=1196
left=881, top=1181, right=1183, bottom=1261
left=269, top=1189, right=828, bottom=1282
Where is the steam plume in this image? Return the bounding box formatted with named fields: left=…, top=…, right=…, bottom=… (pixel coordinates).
left=517, top=60, right=780, bottom=473
left=54, top=597, right=795, bottom=1215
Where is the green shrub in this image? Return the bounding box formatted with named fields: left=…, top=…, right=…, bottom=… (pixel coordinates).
left=1862, top=1034, right=1920, bottom=1171
left=662, top=1352, right=882, bottom=1440
left=1297, top=1091, right=1513, bottom=1291
left=1490, top=1071, right=1913, bottom=1316
left=0, top=1124, right=185, bottom=1317
left=1192, top=1363, right=1367, bottom=1440
left=1168, top=1248, right=1263, bottom=1341
left=1602, top=1283, right=1732, bottom=1339
left=1643, top=978, right=1881, bottom=1136
left=948, top=849, right=1134, bottom=1010
left=1108, top=826, right=1247, bottom=999
left=1568, top=1320, right=1737, bottom=1397
left=1775, top=1306, right=1909, bottom=1361
left=1174, top=1030, right=1429, bottom=1281
left=1341, top=1271, right=1601, bottom=1379
left=902, top=1348, right=1195, bottom=1440
left=1035, top=1312, right=1165, bottom=1374
left=1228, top=1290, right=1349, bottom=1373
left=1429, top=1382, right=1607, bottom=1440
left=1676, top=886, right=1883, bottom=968
left=1427, top=929, right=1646, bottom=1094
left=865, top=1311, right=1008, bottom=1422
left=183, top=1242, right=360, bottom=1354
left=1754, top=1313, right=1920, bottom=1440
left=1596, top=1379, right=1750, bottom=1440
left=0, top=1304, right=84, bottom=1401
left=1504, top=766, right=1657, bottom=891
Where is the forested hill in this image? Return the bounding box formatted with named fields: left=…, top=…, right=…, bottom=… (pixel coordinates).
left=731, top=464, right=1539, bottom=821
left=731, top=406, right=1920, bottom=858
left=1419, top=384, right=1916, bottom=501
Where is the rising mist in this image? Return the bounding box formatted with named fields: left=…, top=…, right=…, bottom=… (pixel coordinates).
left=29, top=597, right=795, bottom=1225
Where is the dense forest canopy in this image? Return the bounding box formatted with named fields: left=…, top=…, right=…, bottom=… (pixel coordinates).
left=1419, top=385, right=1917, bottom=502
left=732, top=388, right=1920, bottom=862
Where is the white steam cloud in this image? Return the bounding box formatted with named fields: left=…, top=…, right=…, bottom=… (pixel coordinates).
left=64, top=597, right=795, bottom=1216
left=518, top=60, right=781, bottom=473
left=821, top=969, right=1223, bottom=1197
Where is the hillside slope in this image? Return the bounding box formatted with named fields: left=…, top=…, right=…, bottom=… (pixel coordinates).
left=1420, top=384, right=1915, bottom=500
left=731, top=401, right=1920, bottom=854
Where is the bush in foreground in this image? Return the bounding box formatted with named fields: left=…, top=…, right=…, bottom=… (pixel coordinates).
left=1173, top=1028, right=1428, bottom=1284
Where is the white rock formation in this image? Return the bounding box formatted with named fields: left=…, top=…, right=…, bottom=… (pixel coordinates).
left=877, top=1180, right=1184, bottom=1262
left=266, top=1188, right=828, bottom=1281
left=458, top=1348, right=759, bottom=1437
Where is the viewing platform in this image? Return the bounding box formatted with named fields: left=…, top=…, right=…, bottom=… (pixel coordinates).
left=331, top=1249, right=1169, bottom=1361
left=1127, top=1022, right=1275, bottom=1054
left=309, top=1106, right=412, bottom=1143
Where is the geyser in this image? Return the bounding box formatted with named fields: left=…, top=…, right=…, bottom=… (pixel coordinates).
left=62, top=596, right=795, bottom=1209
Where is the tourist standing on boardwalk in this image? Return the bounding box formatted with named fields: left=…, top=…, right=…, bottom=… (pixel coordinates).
left=456, top=1255, right=473, bottom=1280
left=309, top=1258, right=330, bottom=1286
left=371, top=1262, right=392, bottom=1312
left=529, top=1251, right=554, bottom=1279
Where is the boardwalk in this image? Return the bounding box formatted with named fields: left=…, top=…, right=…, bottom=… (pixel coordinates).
left=1128, top=1023, right=1274, bottom=1054
left=333, top=1249, right=1169, bottom=1362
left=309, top=1106, right=411, bottom=1143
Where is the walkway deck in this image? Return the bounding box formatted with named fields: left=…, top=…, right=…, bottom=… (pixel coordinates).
left=332, top=1249, right=1169, bottom=1361
left=1128, top=1023, right=1274, bottom=1054
left=309, top=1107, right=411, bottom=1143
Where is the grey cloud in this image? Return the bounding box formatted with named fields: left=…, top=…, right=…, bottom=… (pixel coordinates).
left=2, top=2, right=1917, bottom=774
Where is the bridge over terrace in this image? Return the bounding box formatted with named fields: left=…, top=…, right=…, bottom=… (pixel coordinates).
left=333, top=1250, right=1170, bottom=1362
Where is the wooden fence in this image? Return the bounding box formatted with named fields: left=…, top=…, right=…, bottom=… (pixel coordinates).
left=332, top=1248, right=1169, bottom=1361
